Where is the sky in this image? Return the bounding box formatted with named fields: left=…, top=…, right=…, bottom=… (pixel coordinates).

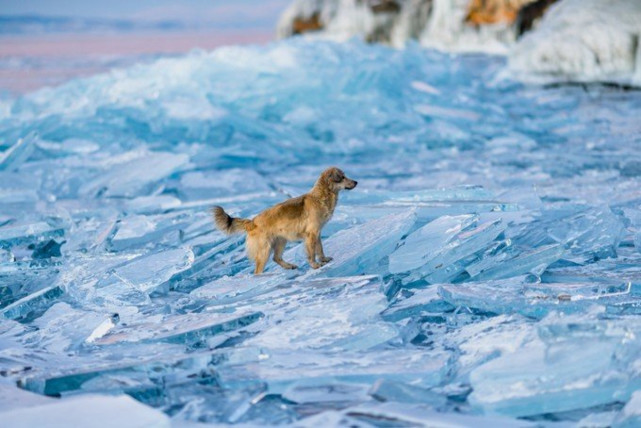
left=0, top=0, right=291, bottom=28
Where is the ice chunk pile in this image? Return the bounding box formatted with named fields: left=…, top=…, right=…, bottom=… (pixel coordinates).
left=1, top=39, right=641, bottom=426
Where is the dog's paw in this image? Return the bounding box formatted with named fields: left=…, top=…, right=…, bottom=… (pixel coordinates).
left=310, top=262, right=321, bottom=269
left=320, top=256, right=333, bottom=264
left=285, top=263, right=298, bottom=270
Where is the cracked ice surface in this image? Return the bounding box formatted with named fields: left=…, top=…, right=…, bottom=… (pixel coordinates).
left=1, top=39, right=641, bottom=426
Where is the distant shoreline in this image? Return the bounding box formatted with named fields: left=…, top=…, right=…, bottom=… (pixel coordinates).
left=0, top=29, right=275, bottom=95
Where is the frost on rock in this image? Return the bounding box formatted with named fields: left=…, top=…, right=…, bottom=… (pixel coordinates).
left=1, top=39, right=641, bottom=425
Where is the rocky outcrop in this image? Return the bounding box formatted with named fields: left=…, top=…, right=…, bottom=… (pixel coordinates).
left=277, top=0, right=551, bottom=52
left=509, top=0, right=641, bottom=86
left=277, top=0, right=641, bottom=86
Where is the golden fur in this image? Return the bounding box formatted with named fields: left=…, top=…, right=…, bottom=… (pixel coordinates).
left=212, top=167, right=357, bottom=274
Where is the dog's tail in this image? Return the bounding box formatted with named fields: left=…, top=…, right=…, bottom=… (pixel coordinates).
left=212, top=206, right=253, bottom=235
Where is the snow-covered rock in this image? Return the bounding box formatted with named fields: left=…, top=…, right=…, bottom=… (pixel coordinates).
left=509, top=0, right=641, bottom=86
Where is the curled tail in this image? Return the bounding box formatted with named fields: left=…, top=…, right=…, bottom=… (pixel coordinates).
left=212, top=206, right=253, bottom=235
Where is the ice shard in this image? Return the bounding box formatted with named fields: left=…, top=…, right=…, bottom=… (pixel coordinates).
left=1, top=285, right=64, bottom=322
left=0, top=132, right=37, bottom=172
left=289, top=211, right=416, bottom=277
left=469, top=312, right=641, bottom=417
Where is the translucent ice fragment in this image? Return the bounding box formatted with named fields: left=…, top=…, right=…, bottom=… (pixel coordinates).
left=369, top=380, right=447, bottom=406
left=218, top=349, right=450, bottom=394
left=282, top=378, right=371, bottom=404
left=190, top=273, right=289, bottom=305
left=468, top=244, right=564, bottom=281
left=292, top=211, right=416, bottom=277
left=389, top=215, right=476, bottom=274
left=93, top=311, right=262, bottom=347
left=615, top=390, right=641, bottom=428
left=552, top=207, right=625, bottom=262
left=469, top=314, right=641, bottom=417
left=79, top=150, right=189, bottom=198
left=0, top=132, right=37, bottom=171
left=124, top=195, right=181, bottom=214
left=381, top=287, right=454, bottom=322
left=105, top=247, right=194, bottom=294
left=0, top=394, right=170, bottom=427
left=0, top=222, right=64, bottom=248
left=0, top=285, right=64, bottom=322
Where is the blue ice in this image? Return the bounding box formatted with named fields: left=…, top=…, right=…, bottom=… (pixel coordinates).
left=1, top=38, right=641, bottom=425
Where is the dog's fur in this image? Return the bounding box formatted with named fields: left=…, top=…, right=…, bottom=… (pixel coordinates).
left=212, top=167, right=357, bottom=274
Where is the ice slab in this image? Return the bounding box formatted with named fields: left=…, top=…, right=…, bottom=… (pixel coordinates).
left=615, top=390, right=641, bottom=428
left=469, top=312, right=641, bottom=417
left=390, top=215, right=507, bottom=284
left=0, top=221, right=64, bottom=248
left=217, top=348, right=451, bottom=394
left=93, top=311, right=262, bottom=347
left=98, top=247, right=195, bottom=294
left=289, top=211, right=416, bottom=277
left=381, top=287, right=454, bottom=322
left=1, top=285, right=64, bottom=322
left=298, top=402, right=536, bottom=428
left=0, top=132, right=37, bottom=171
left=467, top=244, right=565, bottom=281
left=78, top=150, right=189, bottom=198
left=0, top=394, right=170, bottom=428
left=439, top=277, right=634, bottom=319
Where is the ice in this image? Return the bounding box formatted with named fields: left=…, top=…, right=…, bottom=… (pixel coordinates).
left=469, top=311, right=641, bottom=417
left=288, top=211, right=416, bottom=276
left=1, top=37, right=641, bottom=425
left=0, top=132, right=37, bottom=171
left=93, top=311, right=263, bottom=347
left=1, top=285, right=64, bottom=322
left=0, top=394, right=170, bottom=428
left=615, top=390, right=641, bottom=428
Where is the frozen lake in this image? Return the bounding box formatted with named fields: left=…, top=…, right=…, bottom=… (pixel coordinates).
left=1, top=39, right=641, bottom=426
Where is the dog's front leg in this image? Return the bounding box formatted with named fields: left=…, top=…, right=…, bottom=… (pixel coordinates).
left=316, top=237, right=332, bottom=265
left=305, top=233, right=321, bottom=269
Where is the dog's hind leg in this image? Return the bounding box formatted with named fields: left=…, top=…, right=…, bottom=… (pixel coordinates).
left=304, top=233, right=321, bottom=269
left=315, top=238, right=332, bottom=265
left=247, top=233, right=271, bottom=275
left=273, top=237, right=298, bottom=270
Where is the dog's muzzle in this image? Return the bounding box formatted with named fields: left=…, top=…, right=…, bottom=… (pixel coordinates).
left=346, top=180, right=357, bottom=190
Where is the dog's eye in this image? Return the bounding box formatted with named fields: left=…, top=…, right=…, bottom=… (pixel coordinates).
left=332, top=173, right=343, bottom=182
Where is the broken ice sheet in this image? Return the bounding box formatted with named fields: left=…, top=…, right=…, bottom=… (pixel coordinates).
left=97, top=247, right=195, bottom=294
left=287, top=211, right=416, bottom=277
left=0, top=285, right=64, bottom=322
left=240, top=276, right=394, bottom=352
left=439, top=275, right=633, bottom=319
left=217, top=348, right=451, bottom=395
left=93, top=311, right=262, bottom=347
left=0, top=221, right=64, bottom=249
left=76, top=150, right=189, bottom=198
left=0, top=132, right=37, bottom=172
left=468, top=311, right=641, bottom=417
left=467, top=243, right=565, bottom=281
left=390, top=215, right=507, bottom=284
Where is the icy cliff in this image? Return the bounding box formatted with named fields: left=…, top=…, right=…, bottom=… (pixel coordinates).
left=1, top=39, right=641, bottom=425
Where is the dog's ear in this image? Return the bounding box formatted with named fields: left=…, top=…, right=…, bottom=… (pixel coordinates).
left=330, top=169, right=343, bottom=183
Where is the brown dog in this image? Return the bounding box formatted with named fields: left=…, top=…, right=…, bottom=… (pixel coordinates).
left=213, top=167, right=357, bottom=274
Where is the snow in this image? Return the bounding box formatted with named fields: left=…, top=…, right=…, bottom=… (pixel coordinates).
left=0, top=38, right=641, bottom=425
left=509, top=0, right=641, bottom=86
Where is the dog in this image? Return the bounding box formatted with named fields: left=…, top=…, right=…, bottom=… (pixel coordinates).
left=212, top=167, right=357, bottom=274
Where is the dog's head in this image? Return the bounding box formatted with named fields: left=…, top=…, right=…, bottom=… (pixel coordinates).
left=322, top=167, right=357, bottom=192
